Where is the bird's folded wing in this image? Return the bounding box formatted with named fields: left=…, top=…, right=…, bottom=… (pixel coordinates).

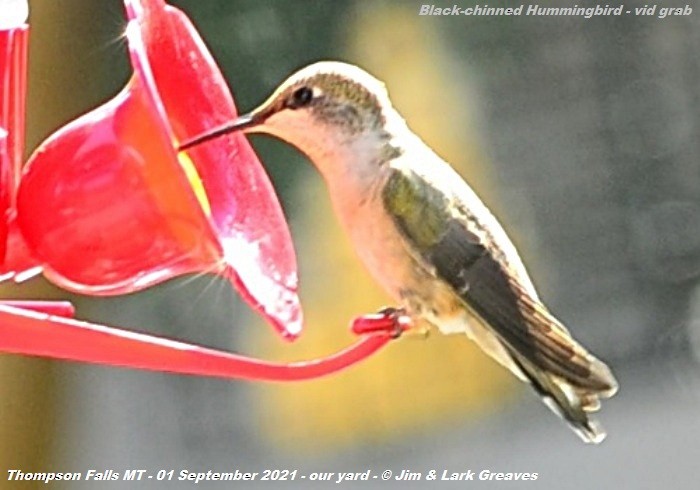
left=381, top=166, right=611, bottom=390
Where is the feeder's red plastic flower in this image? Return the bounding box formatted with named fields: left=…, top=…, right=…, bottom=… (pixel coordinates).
left=16, top=0, right=302, bottom=338
left=0, top=14, right=29, bottom=269
left=0, top=0, right=407, bottom=381
left=0, top=127, right=8, bottom=257
left=0, top=5, right=74, bottom=326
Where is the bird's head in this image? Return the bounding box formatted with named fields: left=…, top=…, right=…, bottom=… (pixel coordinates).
left=180, top=61, right=396, bottom=164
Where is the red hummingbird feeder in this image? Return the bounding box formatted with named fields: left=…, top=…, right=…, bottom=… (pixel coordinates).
left=0, top=0, right=406, bottom=381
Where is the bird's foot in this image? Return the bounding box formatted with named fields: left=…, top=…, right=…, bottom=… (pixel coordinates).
left=376, top=307, right=432, bottom=339
left=376, top=307, right=412, bottom=338
left=351, top=307, right=412, bottom=339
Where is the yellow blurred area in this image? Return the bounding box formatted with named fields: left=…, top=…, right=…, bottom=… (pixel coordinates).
left=177, top=151, right=212, bottom=217
left=250, top=4, right=515, bottom=453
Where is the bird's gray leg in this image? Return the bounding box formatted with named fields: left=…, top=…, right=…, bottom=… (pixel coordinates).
left=376, top=306, right=430, bottom=339
left=376, top=307, right=410, bottom=338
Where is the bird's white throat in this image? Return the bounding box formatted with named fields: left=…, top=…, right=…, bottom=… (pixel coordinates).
left=308, top=108, right=409, bottom=189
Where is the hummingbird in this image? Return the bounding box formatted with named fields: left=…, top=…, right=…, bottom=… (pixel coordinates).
left=180, top=61, right=618, bottom=443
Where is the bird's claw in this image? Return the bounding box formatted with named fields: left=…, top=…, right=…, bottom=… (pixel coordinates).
left=351, top=307, right=412, bottom=339
left=377, top=307, right=410, bottom=338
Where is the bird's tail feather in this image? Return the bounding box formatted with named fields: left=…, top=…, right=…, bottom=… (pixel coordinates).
left=512, top=354, right=614, bottom=444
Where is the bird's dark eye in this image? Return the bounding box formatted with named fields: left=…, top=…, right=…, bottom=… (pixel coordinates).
left=288, top=86, right=314, bottom=109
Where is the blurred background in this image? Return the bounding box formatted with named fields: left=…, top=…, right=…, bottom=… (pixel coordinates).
left=2, top=0, right=700, bottom=488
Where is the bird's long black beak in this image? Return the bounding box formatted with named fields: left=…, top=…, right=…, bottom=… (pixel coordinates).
left=178, top=112, right=259, bottom=151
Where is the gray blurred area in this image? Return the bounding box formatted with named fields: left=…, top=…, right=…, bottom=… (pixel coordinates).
left=3, top=0, right=700, bottom=488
